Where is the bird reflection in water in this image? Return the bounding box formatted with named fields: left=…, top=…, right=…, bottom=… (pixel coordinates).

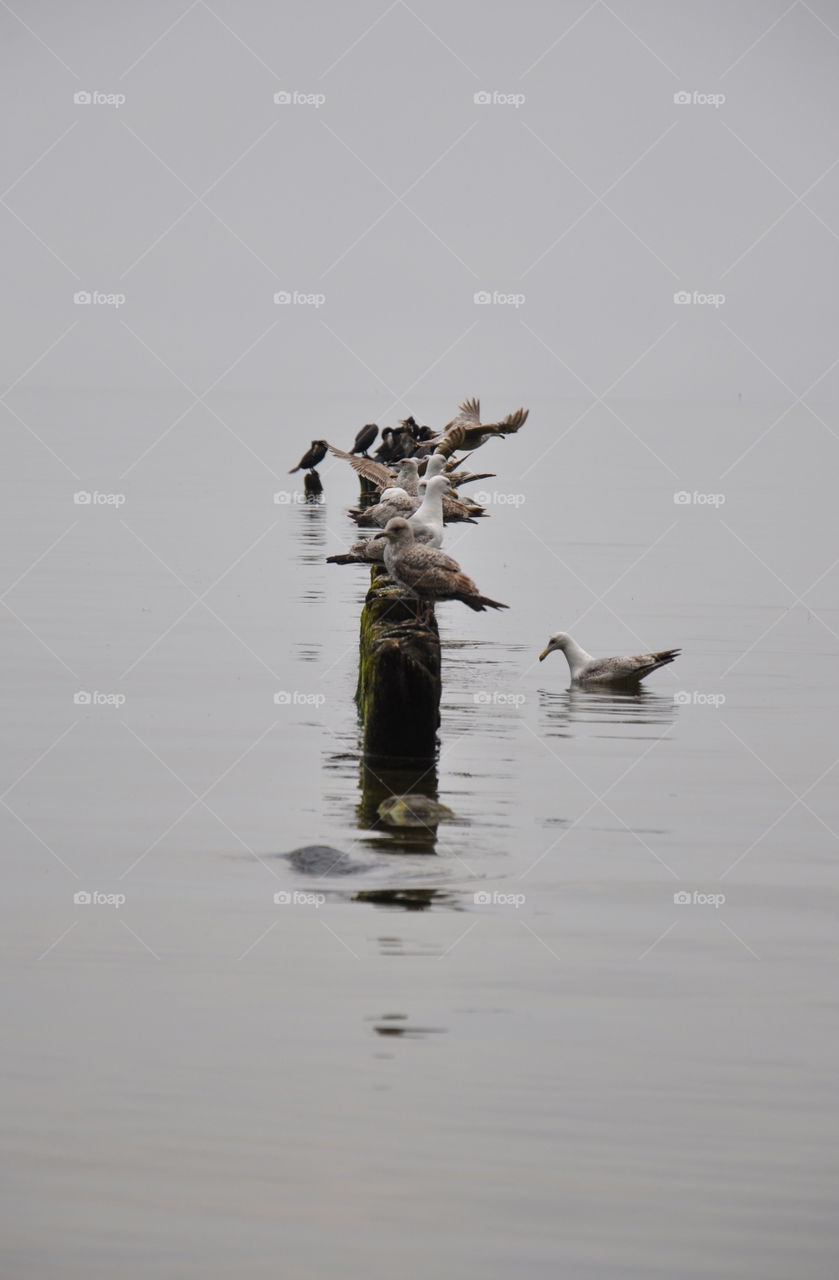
left=294, top=495, right=327, bottom=604
left=539, top=686, right=676, bottom=739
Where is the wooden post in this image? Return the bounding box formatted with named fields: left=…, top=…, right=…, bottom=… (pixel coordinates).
left=355, top=566, right=441, bottom=760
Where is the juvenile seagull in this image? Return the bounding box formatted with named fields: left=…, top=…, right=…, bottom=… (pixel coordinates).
left=329, top=444, right=492, bottom=492
left=539, top=632, right=680, bottom=686
left=382, top=518, right=507, bottom=615
left=352, top=489, right=419, bottom=527
left=430, top=398, right=529, bottom=455
left=379, top=458, right=420, bottom=500
left=326, top=476, right=451, bottom=565
left=289, top=439, right=328, bottom=473
left=328, top=446, right=416, bottom=493
left=350, top=423, right=378, bottom=457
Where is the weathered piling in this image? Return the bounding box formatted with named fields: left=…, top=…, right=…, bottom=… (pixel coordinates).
left=355, top=566, right=441, bottom=760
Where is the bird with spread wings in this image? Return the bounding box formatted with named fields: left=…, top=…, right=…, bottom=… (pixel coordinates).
left=429, top=398, right=529, bottom=456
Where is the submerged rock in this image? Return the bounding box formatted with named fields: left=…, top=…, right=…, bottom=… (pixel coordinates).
left=286, top=845, right=371, bottom=876
left=377, top=794, right=456, bottom=828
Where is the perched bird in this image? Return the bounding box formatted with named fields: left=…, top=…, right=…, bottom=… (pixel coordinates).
left=407, top=474, right=449, bottom=547
left=381, top=518, right=508, bottom=615
left=403, top=416, right=434, bottom=443
left=329, top=444, right=484, bottom=524
left=351, top=489, right=420, bottom=527
left=328, top=445, right=412, bottom=493
left=325, top=481, right=445, bottom=567
left=373, top=428, right=396, bottom=461
left=539, top=632, right=680, bottom=686
left=326, top=535, right=388, bottom=566
left=350, top=423, right=378, bottom=457
left=289, top=440, right=328, bottom=474
left=391, top=429, right=417, bottom=460
left=379, top=458, right=420, bottom=499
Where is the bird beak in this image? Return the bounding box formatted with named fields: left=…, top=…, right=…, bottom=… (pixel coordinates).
left=539, top=647, right=550, bottom=662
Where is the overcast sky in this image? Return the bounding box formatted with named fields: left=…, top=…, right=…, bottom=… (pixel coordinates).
left=2, top=0, right=838, bottom=406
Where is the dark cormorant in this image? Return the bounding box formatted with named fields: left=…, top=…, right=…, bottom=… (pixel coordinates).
left=350, top=423, right=378, bottom=457
left=289, top=440, right=329, bottom=474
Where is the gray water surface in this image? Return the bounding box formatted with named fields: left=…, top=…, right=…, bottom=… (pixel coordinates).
left=3, top=392, right=838, bottom=1278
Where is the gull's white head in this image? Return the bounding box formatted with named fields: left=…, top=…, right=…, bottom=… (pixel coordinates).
left=424, top=453, right=446, bottom=478
left=539, top=631, right=570, bottom=662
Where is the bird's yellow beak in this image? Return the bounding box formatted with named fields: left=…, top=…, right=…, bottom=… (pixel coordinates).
left=539, top=647, right=549, bottom=662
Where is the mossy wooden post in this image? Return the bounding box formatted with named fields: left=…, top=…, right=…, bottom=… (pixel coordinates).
left=356, top=566, right=441, bottom=760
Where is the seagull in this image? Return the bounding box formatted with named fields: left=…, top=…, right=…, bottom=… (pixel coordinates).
left=539, top=632, right=680, bottom=686
left=289, top=440, right=328, bottom=474
left=350, top=423, right=378, bottom=457
left=407, top=474, right=449, bottom=547
left=381, top=518, right=507, bottom=616
left=328, top=443, right=492, bottom=492
left=429, top=398, right=529, bottom=455
left=326, top=475, right=452, bottom=566
left=379, top=458, right=420, bottom=500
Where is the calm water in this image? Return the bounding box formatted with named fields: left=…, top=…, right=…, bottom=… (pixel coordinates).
left=3, top=393, right=838, bottom=1278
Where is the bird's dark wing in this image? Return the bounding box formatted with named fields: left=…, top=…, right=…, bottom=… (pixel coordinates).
left=486, top=406, right=529, bottom=435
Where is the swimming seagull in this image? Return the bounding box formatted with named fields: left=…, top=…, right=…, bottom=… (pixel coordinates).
left=381, top=517, right=508, bottom=616
left=289, top=440, right=329, bottom=473
left=539, top=632, right=680, bottom=686
left=350, top=423, right=378, bottom=457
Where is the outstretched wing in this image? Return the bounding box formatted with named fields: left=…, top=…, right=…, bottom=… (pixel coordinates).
left=443, top=398, right=481, bottom=431
left=327, top=444, right=395, bottom=489
left=487, top=406, right=529, bottom=435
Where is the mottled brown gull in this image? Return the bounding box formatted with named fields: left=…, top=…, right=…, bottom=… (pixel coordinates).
left=382, top=518, right=507, bottom=615
left=326, top=476, right=450, bottom=566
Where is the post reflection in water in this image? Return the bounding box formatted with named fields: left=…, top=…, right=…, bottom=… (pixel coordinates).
left=355, top=755, right=443, bottom=857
